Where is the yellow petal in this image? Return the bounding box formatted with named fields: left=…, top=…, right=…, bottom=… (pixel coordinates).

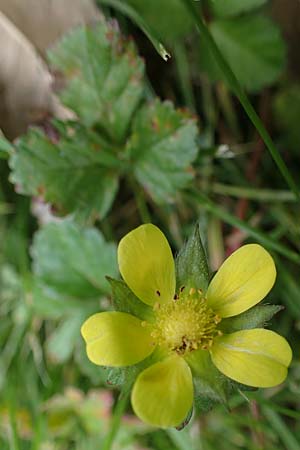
left=118, top=224, right=175, bottom=306
left=131, top=356, right=193, bottom=428
left=210, top=329, right=292, bottom=387
left=206, top=244, right=276, bottom=318
left=81, top=312, right=154, bottom=367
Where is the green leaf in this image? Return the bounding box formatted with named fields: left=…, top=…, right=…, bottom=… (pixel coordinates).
left=220, top=304, right=283, bottom=333
left=125, top=0, right=194, bottom=40
left=32, top=282, right=98, bottom=319
left=273, top=85, right=300, bottom=152
left=211, top=0, right=267, bottom=17
left=175, top=223, right=210, bottom=292
left=0, top=135, right=13, bottom=159
left=48, top=22, right=145, bottom=143
left=32, top=219, right=117, bottom=299
left=107, top=277, right=154, bottom=321
left=46, top=313, right=86, bottom=363
left=127, top=99, right=199, bottom=203
left=200, top=14, right=286, bottom=92
left=9, top=123, right=119, bottom=219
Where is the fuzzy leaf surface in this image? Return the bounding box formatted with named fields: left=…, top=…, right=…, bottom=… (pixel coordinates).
left=107, top=277, right=154, bottom=321
left=175, top=224, right=210, bottom=292
left=48, top=22, right=145, bottom=142
left=9, top=123, right=119, bottom=219
left=220, top=304, right=283, bottom=333
left=127, top=99, right=199, bottom=203
left=32, top=220, right=117, bottom=299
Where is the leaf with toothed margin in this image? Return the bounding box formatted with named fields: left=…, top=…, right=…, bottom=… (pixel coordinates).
left=9, top=122, right=119, bottom=220
left=48, top=21, right=145, bottom=143
left=200, top=14, right=286, bottom=92
left=127, top=99, right=199, bottom=203
left=175, top=223, right=210, bottom=293
left=32, top=219, right=117, bottom=300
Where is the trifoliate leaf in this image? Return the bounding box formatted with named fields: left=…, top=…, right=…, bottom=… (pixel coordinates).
left=48, top=21, right=145, bottom=143
left=127, top=99, right=199, bottom=203
left=32, top=220, right=117, bottom=299
left=200, top=15, right=286, bottom=92
left=9, top=123, right=119, bottom=219
left=211, top=0, right=267, bottom=17
left=125, top=0, right=194, bottom=40
left=175, top=223, right=210, bottom=292
left=220, top=304, right=283, bottom=333
left=273, top=85, right=300, bottom=152
left=107, top=277, right=154, bottom=321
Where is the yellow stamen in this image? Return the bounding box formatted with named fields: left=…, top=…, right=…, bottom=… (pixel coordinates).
left=151, top=288, right=222, bottom=356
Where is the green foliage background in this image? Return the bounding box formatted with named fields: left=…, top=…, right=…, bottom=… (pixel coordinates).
left=1, top=0, right=300, bottom=449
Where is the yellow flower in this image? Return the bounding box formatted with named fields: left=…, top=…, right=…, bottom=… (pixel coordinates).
left=81, top=224, right=292, bottom=428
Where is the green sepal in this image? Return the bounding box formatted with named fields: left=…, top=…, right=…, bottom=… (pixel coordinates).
left=175, top=223, right=210, bottom=292
left=106, top=367, right=128, bottom=387
left=220, top=304, right=284, bottom=333
left=228, top=380, right=258, bottom=393
left=193, top=379, right=227, bottom=414
left=107, top=276, right=154, bottom=321
left=186, top=350, right=229, bottom=413
left=106, top=349, right=161, bottom=388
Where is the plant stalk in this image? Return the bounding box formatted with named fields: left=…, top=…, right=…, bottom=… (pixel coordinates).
left=181, top=0, right=300, bottom=201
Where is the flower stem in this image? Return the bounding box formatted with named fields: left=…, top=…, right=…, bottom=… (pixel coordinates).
left=181, top=0, right=300, bottom=201
left=102, top=387, right=130, bottom=450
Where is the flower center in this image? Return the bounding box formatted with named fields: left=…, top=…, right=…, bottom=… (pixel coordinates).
left=151, top=288, right=222, bottom=355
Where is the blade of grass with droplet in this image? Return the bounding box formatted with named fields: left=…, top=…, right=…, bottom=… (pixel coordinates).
left=98, top=0, right=171, bottom=60
left=180, top=0, right=300, bottom=201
